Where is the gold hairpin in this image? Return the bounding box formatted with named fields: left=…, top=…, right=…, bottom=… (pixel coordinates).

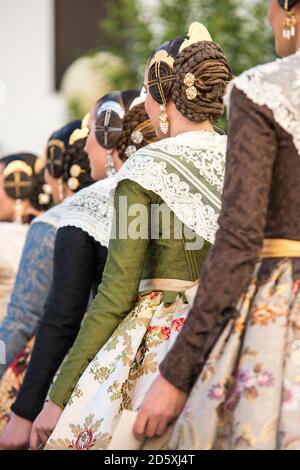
left=148, top=50, right=174, bottom=70
left=3, top=160, right=33, bottom=179
left=34, top=157, right=44, bottom=175
left=47, top=139, right=65, bottom=154
left=183, top=73, right=198, bottom=100
left=179, top=22, right=212, bottom=53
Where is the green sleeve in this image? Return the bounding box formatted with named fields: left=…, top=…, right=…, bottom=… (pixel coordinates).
left=49, top=179, right=155, bottom=408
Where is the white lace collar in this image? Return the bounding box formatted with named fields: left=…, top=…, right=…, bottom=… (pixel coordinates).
left=58, top=177, right=117, bottom=247
left=113, top=132, right=227, bottom=244
left=31, top=198, right=73, bottom=230
left=225, top=50, right=300, bottom=155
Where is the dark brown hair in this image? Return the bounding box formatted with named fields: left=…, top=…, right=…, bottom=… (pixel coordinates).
left=62, top=137, right=94, bottom=192
left=116, top=103, right=158, bottom=161
left=148, top=36, right=233, bottom=123
left=1, top=153, right=52, bottom=213
left=94, top=90, right=140, bottom=149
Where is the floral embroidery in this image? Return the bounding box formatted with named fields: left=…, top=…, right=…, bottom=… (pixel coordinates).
left=171, top=317, right=185, bottom=332
left=250, top=303, right=288, bottom=326
left=69, top=385, right=83, bottom=405
left=208, top=383, right=225, bottom=401
left=46, top=414, right=112, bottom=450
left=45, top=291, right=191, bottom=450
left=282, top=380, right=300, bottom=411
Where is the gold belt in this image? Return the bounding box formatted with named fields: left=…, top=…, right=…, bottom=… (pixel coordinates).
left=138, top=278, right=199, bottom=307
left=261, top=239, right=300, bottom=258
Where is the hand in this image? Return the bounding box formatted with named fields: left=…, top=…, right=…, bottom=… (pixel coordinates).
left=30, top=401, right=63, bottom=450
left=134, top=374, right=187, bottom=441
left=0, top=413, right=32, bottom=450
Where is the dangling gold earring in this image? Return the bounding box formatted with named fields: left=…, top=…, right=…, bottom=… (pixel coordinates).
left=15, top=199, right=23, bottom=223
left=283, top=0, right=297, bottom=39
left=58, top=179, right=64, bottom=202
left=105, top=150, right=116, bottom=177
left=159, top=104, right=169, bottom=134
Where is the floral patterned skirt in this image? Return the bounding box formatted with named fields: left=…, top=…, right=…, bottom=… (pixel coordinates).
left=0, top=337, right=34, bottom=435
left=162, top=259, right=300, bottom=450
left=45, top=290, right=192, bottom=450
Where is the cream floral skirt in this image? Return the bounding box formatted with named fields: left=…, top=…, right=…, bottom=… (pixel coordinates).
left=45, top=290, right=192, bottom=450
left=162, top=259, right=300, bottom=450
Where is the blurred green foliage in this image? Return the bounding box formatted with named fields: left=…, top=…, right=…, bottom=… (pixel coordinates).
left=100, top=0, right=275, bottom=88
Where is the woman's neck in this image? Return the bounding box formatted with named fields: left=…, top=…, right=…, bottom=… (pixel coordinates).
left=168, top=103, right=215, bottom=138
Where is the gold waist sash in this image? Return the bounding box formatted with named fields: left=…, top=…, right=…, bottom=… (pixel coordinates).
left=139, top=278, right=199, bottom=307
left=261, top=239, right=300, bottom=258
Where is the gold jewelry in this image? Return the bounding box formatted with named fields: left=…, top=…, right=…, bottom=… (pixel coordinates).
left=15, top=198, right=23, bottom=223
left=38, top=183, right=52, bottom=206
left=67, top=177, right=80, bottom=191
left=70, top=164, right=83, bottom=178
left=125, top=145, right=137, bottom=159
left=38, top=192, right=51, bottom=206
left=47, top=139, right=65, bottom=176
left=283, top=0, right=297, bottom=39
left=148, top=61, right=171, bottom=135
left=34, top=157, right=44, bottom=175
left=159, top=104, right=169, bottom=134
left=58, top=179, right=64, bottom=202
left=183, top=72, right=198, bottom=100
left=148, top=50, right=174, bottom=71
left=3, top=160, right=33, bottom=179
left=47, top=139, right=65, bottom=155
left=131, top=130, right=144, bottom=145
left=3, top=161, right=33, bottom=199
left=105, top=150, right=116, bottom=177
left=179, top=22, right=212, bottom=53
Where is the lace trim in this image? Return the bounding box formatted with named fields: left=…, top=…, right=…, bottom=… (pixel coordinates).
left=59, top=178, right=117, bottom=247
left=31, top=199, right=72, bottom=230
left=225, top=50, right=300, bottom=156
left=113, top=132, right=227, bottom=244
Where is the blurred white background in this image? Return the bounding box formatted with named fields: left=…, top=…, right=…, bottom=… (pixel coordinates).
left=0, top=0, right=66, bottom=157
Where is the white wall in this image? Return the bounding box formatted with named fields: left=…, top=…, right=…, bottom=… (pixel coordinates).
left=0, top=0, right=66, bottom=157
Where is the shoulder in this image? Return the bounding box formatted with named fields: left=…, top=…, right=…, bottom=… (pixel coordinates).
left=32, top=200, right=71, bottom=229
left=127, top=132, right=227, bottom=158
left=225, top=51, right=300, bottom=109
left=225, top=51, right=300, bottom=154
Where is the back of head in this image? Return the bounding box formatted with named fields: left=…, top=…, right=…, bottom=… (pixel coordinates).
left=46, top=120, right=94, bottom=192
left=94, top=89, right=140, bottom=150
left=1, top=153, right=52, bottom=221
left=147, top=23, right=233, bottom=123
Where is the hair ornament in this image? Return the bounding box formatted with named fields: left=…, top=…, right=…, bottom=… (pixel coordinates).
left=179, top=22, right=212, bottom=53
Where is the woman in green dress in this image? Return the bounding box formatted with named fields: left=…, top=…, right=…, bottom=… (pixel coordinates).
left=30, top=22, right=232, bottom=450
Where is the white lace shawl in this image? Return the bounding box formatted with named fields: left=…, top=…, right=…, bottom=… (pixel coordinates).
left=58, top=177, right=117, bottom=247
left=224, top=49, right=300, bottom=156
left=31, top=198, right=74, bottom=230
left=112, top=131, right=227, bottom=244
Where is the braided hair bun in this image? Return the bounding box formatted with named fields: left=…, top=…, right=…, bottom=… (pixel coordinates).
left=148, top=26, right=233, bottom=123
left=116, top=102, right=158, bottom=161
left=172, top=41, right=233, bottom=122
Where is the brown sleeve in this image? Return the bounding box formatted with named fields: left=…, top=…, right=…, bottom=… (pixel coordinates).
left=160, top=87, right=278, bottom=392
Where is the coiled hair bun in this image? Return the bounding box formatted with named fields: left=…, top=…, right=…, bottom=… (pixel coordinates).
left=147, top=24, right=233, bottom=123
